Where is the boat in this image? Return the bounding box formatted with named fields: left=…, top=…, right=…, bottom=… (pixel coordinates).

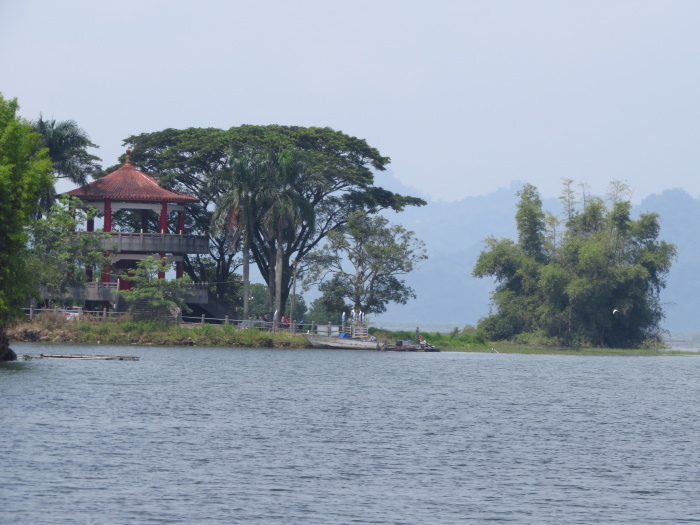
left=302, top=333, right=440, bottom=352
left=302, top=333, right=381, bottom=350
left=382, top=343, right=441, bottom=352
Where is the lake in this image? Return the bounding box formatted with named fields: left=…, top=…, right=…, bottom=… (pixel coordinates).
left=2, top=344, right=700, bottom=524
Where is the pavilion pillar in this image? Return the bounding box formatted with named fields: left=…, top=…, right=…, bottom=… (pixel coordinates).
left=175, top=210, right=185, bottom=279
left=86, top=217, right=95, bottom=280
left=158, top=201, right=168, bottom=279
left=158, top=252, right=166, bottom=279
left=104, top=199, right=112, bottom=232
left=102, top=199, right=112, bottom=282
left=159, top=200, right=168, bottom=233
left=177, top=210, right=185, bottom=234
left=101, top=264, right=111, bottom=283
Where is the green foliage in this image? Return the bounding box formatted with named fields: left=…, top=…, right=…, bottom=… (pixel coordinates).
left=31, top=116, right=101, bottom=213
left=210, top=150, right=262, bottom=319
left=474, top=180, right=676, bottom=347
left=116, top=257, right=193, bottom=318
left=246, top=281, right=307, bottom=320
left=247, top=283, right=271, bottom=318
left=516, top=183, right=547, bottom=260
left=0, top=94, right=54, bottom=331
left=287, top=295, right=307, bottom=321
left=304, top=210, right=428, bottom=315
left=26, top=195, right=111, bottom=299
left=305, top=292, right=347, bottom=325
left=31, top=116, right=101, bottom=186
left=367, top=326, right=487, bottom=349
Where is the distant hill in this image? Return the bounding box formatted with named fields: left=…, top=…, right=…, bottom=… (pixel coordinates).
left=372, top=174, right=700, bottom=332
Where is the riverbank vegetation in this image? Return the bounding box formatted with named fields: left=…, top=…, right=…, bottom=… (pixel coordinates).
left=0, top=95, right=54, bottom=361
left=368, top=326, right=487, bottom=351
left=8, top=316, right=698, bottom=356
left=8, top=314, right=307, bottom=348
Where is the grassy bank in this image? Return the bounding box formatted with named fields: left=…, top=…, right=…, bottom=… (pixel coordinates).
left=8, top=315, right=699, bottom=356
left=369, top=327, right=700, bottom=356
left=8, top=314, right=309, bottom=348
left=369, top=326, right=488, bottom=351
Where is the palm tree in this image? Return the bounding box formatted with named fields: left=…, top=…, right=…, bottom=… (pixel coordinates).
left=255, top=150, right=321, bottom=328
left=32, top=116, right=101, bottom=212
left=211, top=152, right=263, bottom=321
left=213, top=149, right=324, bottom=326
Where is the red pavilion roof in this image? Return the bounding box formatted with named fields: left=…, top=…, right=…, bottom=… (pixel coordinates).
left=66, top=150, right=198, bottom=204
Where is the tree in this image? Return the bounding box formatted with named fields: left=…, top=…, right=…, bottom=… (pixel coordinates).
left=247, top=283, right=271, bottom=320
left=117, top=257, right=192, bottom=320
left=515, top=183, right=547, bottom=261
left=31, top=116, right=101, bottom=213
left=304, top=210, right=428, bottom=316
left=473, top=181, right=676, bottom=347
left=306, top=290, right=347, bottom=325
left=120, top=126, right=426, bottom=315
left=211, top=151, right=261, bottom=321
left=26, top=195, right=112, bottom=301
left=306, top=296, right=342, bottom=325
left=245, top=282, right=307, bottom=323
left=0, top=95, right=54, bottom=360
left=32, top=116, right=101, bottom=185
left=212, top=149, right=321, bottom=323
left=252, top=149, right=320, bottom=326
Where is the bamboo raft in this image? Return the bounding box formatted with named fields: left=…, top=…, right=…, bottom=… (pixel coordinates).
left=40, top=353, right=140, bottom=361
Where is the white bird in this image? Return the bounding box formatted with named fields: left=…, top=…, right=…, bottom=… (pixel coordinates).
left=613, top=309, right=619, bottom=315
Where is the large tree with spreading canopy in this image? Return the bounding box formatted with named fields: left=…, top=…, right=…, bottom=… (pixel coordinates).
left=118, top=125, right=426, bottom=313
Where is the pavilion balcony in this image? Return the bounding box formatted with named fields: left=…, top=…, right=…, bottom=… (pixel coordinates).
left=97, top=232, right=210, bottom=254
left=39, top=283, right=118, bottom=302
left=39, top=282, right=211, bottom=304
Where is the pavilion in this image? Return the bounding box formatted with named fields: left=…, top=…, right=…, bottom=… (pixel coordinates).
left=61, top=149, right=211, bottom=312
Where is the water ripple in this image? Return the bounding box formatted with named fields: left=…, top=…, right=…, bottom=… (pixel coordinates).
left=2, top=345, right=700, bottom=524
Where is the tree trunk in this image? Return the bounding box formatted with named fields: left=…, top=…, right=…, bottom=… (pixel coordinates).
left=0, top=329, right=17, bottom=361
left=242, top=236, right=250, bottom=320
left=274, top=225, right=284, bottom=330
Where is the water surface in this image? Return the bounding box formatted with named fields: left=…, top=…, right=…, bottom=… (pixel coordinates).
left=2, top=344, right=700, bottom=524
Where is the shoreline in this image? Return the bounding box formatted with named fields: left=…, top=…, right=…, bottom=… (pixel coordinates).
left=7, top=319, right=699, bottom=357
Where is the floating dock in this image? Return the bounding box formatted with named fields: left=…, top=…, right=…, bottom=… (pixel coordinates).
left=40, top=353, right=140, bottom=361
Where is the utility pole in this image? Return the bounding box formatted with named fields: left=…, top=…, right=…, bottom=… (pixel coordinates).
left=289, top=259, right=299, bottom=333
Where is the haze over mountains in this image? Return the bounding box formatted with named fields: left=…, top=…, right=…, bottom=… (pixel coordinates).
left=371, top=174, right=699, bottom=333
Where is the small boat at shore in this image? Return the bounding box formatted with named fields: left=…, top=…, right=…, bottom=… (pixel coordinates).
left=382, top=343, right=441, bottom=352
left=302, top=333, right=440, bottom=352
left=302, top=333, right=381, bottom=350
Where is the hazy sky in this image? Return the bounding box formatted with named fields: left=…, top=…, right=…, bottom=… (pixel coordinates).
left=2, top=0, right=699, bottom=202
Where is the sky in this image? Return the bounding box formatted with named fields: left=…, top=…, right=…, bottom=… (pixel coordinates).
left=2, top=0, right=700, bottom=203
